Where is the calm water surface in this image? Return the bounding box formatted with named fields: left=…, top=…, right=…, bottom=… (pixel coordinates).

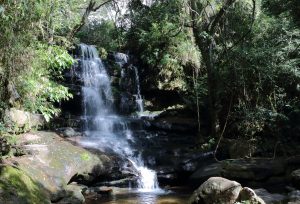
left=85, top=187, right=191, bottom=204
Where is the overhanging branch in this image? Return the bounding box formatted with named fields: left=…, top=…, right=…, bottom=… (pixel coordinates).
left=68, top=0, right=114, bottom=39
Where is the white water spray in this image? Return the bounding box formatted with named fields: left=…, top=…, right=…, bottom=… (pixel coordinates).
left=78, top=44, right=158, bottom=191
left=133, top=66, right=144, bottom=113
left=114, top=52, right=144, bottom=114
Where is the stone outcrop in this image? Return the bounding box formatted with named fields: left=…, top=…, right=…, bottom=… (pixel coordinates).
left=221, top=159, right=286, bottom=181
left=1, top=131, right=116, bottom=203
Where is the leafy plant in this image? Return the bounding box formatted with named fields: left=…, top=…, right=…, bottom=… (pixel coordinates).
left=17, top=44, right=73, bottom=122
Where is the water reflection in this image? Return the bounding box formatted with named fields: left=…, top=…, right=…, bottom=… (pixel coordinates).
left=85, top=188, right=190, bottom=204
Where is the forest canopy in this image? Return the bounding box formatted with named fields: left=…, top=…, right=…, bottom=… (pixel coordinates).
left=0, top=0, right=299, bottom=155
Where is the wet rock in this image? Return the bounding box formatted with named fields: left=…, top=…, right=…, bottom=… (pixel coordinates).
left=189, top=177, right=242, bottom=204
left=58, top=127, right=81, bottom=138
left=254, top=188, right=287, bottom=204
left=110, top=76, right=120, bottom=86
left=82, top=186, right=113, bottom=201
left=95, top=177, right=138, bottom=188
left=158, top=173, right=178, bottom=183
left=83, top=186, right=113, bottom=196
left=290, top=169, right=300, bottom=189
left=156, top=166, right=178, bottom=183
left=157, top=167, right=179, bottom=185
left=0, top=165, right=51, bottom=204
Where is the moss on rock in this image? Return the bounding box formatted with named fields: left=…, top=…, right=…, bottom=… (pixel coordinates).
left=0, top=165, right=51, bottom=204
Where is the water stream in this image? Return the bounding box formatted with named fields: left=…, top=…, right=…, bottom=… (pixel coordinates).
left=78, top=44, right=159, bottom=191
left=114, top=52, right=144, bottom=114
left=133, top=66, right=144, bottom=114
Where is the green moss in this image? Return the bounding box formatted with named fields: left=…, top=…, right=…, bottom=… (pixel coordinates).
left=80, top=152, right=91, bottom=161
left=0, top=166, right=50, bottom=204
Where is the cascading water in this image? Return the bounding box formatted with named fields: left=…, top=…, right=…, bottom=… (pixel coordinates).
left=114, top=52, right=144, bottom=114
left=133, top=66, right=144, bottom=113
left=78, top=44, right=159, bottom=191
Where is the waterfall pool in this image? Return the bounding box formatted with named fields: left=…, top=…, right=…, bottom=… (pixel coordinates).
left=84, top=187, right=191, bottom=204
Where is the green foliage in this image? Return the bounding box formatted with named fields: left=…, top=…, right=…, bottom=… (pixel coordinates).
left=17, top=45, right=73, bottom=122
left=0, top=0, right=299, bottom=156
left=200, top=137, right=215, bottom=151
left=77, top=20, right=124, bottom=51
left=222, top=4, right=300, bottom=118
left=80, top=152, right=91, bottom=161
left=127, top=0, right=200, bottom=91
left=0, top=0, right=84, bottom=122
left=0, top=166, right=50, bottom=204
left=38, top=45, right=75, bottom=78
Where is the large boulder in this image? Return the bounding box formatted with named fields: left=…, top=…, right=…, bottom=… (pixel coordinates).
left=7, top=131, right=114, bottom=202
left=4, top=108, right=45, bottom=129
left=238, top=187, right=265, bottom=204
left=189, top=177, right=242, bottom=204
left=0, top=165, right=51, bottom=204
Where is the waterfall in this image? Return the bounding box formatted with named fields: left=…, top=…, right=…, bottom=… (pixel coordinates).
left=113, top=52, right=144, bottom=114
left=133, top=66, right=144, bottom=113
left=78, top=44, right=159, bottom=191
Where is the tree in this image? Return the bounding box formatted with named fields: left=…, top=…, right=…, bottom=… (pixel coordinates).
left=188, top=0, right=238, bottom=139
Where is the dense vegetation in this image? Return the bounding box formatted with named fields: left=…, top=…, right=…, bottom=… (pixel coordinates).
left=0, top=0, right=299, bottom=156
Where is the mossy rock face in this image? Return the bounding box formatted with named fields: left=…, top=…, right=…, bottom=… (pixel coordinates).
left=8, top=131, right=114, bottom=201
left=0, top=165, right=51, bottom=204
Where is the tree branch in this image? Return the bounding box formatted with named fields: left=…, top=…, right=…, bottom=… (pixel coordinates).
left=92, top=0, right=114, bottom=11
left=208, top=0, right=236, bottom=34
left=68, top=0, right=114, bottom=39
left=219, top=0, right=256, bottom=63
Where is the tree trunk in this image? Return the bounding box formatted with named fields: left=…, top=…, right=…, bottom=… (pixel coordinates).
left=199, top=38, right=219, bottom=139
left=189, top=0, right=236, bottom=139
